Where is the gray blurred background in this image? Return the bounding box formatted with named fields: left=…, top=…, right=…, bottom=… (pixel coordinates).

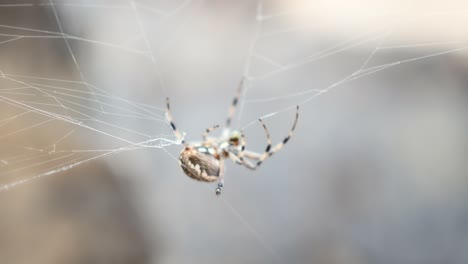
left=0, top=0, right=467, bottom=263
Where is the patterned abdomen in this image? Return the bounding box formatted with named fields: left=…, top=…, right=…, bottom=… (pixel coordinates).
left=179, top=146, right=220, bottom=182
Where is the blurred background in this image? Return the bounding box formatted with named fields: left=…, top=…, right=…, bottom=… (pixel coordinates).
left=0, top=0, right=467, bottom=263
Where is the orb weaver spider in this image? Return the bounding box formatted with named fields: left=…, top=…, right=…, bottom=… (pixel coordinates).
left=166, top=79, right=299, bottom=195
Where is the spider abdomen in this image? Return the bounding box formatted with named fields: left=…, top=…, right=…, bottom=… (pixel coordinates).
left=179, top=146, right=220, bottom=182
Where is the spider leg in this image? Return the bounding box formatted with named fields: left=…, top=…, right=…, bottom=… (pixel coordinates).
left=225, top=78, right=246, bottom=128
left=229, top=152, right=257, bottom=169
left=234, top=129, right=263, bottom=170
left=203, top=124, right=220, bottom=141
left=215, top=158, right=225, bottom=196
left=166, top=97, right=185, bottom=144
left=228, top=151, right=245, bottom=165
left=232, top=119, right=270, bottom=170
left=237, top=105, right=299, bottom=170
left=242, top=150, right=263, bottom=161
left=266, top=105, right=299, bottom=158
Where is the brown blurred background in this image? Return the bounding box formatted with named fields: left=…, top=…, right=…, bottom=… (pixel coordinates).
left=0, top=0, right=467, bottom=263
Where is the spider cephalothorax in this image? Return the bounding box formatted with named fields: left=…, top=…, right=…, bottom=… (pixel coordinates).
left=166, top=78, right=299, bottom=195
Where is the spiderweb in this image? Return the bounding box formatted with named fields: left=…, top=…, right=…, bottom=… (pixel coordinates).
left=0, top=0, right=467, bottom=260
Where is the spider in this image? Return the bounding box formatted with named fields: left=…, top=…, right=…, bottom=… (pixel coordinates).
left=165, top=79, right=299, bottom=195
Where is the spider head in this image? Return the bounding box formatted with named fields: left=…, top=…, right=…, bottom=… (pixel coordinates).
left=228, top=131, right=241, bottom=146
